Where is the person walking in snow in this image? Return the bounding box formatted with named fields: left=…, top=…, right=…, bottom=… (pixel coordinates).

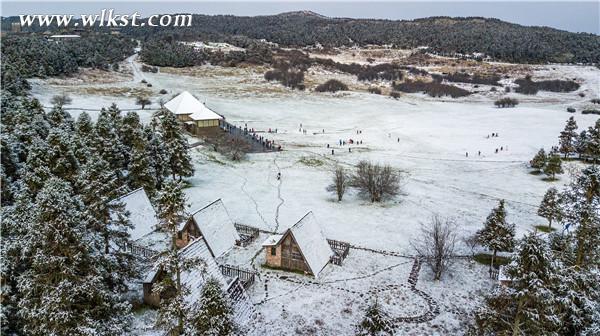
left=466, top=152, right=469, bottom=157
left=277, top=172, right=281, bottom=180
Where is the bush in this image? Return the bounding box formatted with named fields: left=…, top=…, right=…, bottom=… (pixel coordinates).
left=368, top=87, right=382, bottom=94
left=566, top=107, right=576, bottom=113
left=393, top=79, right=471, bottom=98
left=514, top=77, right=580, bottom=95
left=494, top=97, right=519, bottom=108
left=591, top=98, right=600, bottom=104
left=444, top=72, right=501, bottom=86
left=390, top=91, right=401, bottom=99
left=159, top=89, right=167, bottom=94
left=315, top=79, right=349, bottom=93
left=146, top=83, right=153, bottom=87
left=264, top=65, right=305, bottom=90
left=141, top=79, right=147, bottom=84
left=582, top=109, right=600, bottom=115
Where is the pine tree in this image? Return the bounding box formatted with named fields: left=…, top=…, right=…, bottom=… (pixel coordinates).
left=45, top=129, right=80, bottom=184
left=158, top=109, right=194, bottom=181
left=537, top=187, right=562, bottom=229
left=16, top=178, right=131, bottom=335
left=21, top=137, right=52, bottom=195
left=585, top=119, right=600, bottom=163
left=558, top=116, right=578, bottom=158
left=561, top=166, right=600, bottom=268
left=154, top=180, right=191, bottom=335
left=530, top=148, right=547, bottom=172
left=119, top=111, right=143, bottom=166
left=145, top=126, right=170, bottom=190
left=356, top=299, right=392, bottom=336
left=189, top=277, right=236, bottom=336
left=95, top=108, right=125, bottom=178
left=543, top=153, right=563, bottom=180
left=74, top=112, right=96, bottom=150
left=475, top=233, right=561, bottom=335
left=46, top=104, right=74, bottom=130
left=128, top=135, right=157, bottom=196
left=476, top=200, right=515, bottom=270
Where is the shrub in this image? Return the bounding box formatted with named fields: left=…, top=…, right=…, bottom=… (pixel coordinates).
left=351, top=160, right=401, bottom=202
left=591, top=98, right=600, bottom=104
left=146, top=83, right=152, bottom=87
left=393, top=79, right=471, bottom=98
left=368, top=87, right=382, bottom=94
left=514, top=77, right=580, bottom=95
left=159, top=89, right=167, bottom=94
left=566, top=107, right=576, bottom=113
left=582, top=109, right=600, bottom=115
left=390, top=91, right=401, bottom=99
left=141, top=79, right=147, bottom=84
left=494, top=97, right=519, bottom=108
left=315, top=79, right=348, bottom=93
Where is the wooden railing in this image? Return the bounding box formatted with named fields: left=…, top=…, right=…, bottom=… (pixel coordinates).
left=327, top=239, right=350, bottom=266
left=489, top=267, right=499, bottom=280
left=124, top=242, right=159, bottom=261
left=220, top=264, right=256, bottom=289
left=234, top=223, right=260, bottom=247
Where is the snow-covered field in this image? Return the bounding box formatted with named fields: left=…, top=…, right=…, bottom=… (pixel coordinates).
left=30, top=56, right=599, bottom=335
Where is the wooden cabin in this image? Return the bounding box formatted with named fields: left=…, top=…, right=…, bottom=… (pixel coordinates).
left=111, top=188, right=200, bottom=252
left=187, top=199, right=241, bottom=258
left=164, top=91, right=224, bottom=136
left=143, top=238, right=225, bottom=307
left=262, top=212, right=334, bottom=277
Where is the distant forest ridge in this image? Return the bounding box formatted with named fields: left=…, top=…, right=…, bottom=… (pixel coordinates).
left=3, top=11, right=600, bottom=63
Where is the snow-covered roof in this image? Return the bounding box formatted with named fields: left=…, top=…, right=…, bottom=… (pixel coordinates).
left=164, top=91, right=223, bottom=121
left=143, top=238, right=226, bottom=297
left=262, top=234, right=284, bottom=246
left=289, top=212, right=334, bottom=277
left=191, top=199, right=240, bottom=258
left=498, top=265, right=512, bottom=282
left=112, top=188, right=159, bottom=241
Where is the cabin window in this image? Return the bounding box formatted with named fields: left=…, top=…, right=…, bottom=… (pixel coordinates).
left=271, top=247, right=277, bottom=256
left=177, top=231, right=183, bottom=239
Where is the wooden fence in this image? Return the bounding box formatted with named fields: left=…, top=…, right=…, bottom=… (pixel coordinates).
left=220, top=264, right=256, bottom=289
left=489, top=267, right=499, bottom=280
left=124, top=242, right=159, bottom=261
left=327, top=239, right=351, bottom=266
left=234, top=223, right=260, bottom=247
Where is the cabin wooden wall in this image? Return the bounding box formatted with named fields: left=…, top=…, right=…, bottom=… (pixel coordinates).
left=280, top=234, right=310, bottom=274
left=265, top=244, right=282, bottom=267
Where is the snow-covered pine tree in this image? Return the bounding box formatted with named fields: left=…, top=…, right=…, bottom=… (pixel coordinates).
left=558, top=116, right=578, bottom=158
left=45, top=128, right=80, bottom=184
left=356, top=299, right=392, bottom=336
left=188, top=277, right=236, bottom=336
left=543, top=153, right=563, bottom=180
left=530, top=148, right=547, bottom=172
left=119, top=111, right=143, bottom=166
left=537, top=187, right=562, bottom=229
left=21, top=136, right=52, bottom=195
left=585, top=119, right=600, bottom=163
left=74, top=111, right=96, bottom=149
left=95, top=107, right=125, bottom=179
left=128, top=134, right=157, bottom=196
left=46, top=104, right=74, bottom=130
left=16, top=178, right=131, bottom=335
left=153, top=180, right=193, bottom=335
left=476, top=200, right=515, bottom=270
left=1, top=189, right=35, bottom=334
left=475, top=232, right=561, bottom=335
left=561, top=166, right=600, bottom=268
left=158, top=109, right=194, bottom=181
left=144, top=126, right=170, bottom=190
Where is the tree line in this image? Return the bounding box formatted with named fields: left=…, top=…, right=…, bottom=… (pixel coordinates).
left=1, top=34, right=136, bottom=95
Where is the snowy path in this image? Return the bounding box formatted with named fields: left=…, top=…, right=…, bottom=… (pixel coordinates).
left=273, top=157, right=284, bottom=233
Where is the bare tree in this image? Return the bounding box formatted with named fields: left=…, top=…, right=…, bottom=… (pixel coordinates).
left=50, top=94, right=72, bottom=107
left=351, top=160, right=401, bottom=202
left=326, top=166, right=348, bottom=201
left=212, top=132, right=250, bottom=161
left=462, top=233, right=479, bottom=257
left=136, top=96, right=152, bottom=110
left=412, top=215, right=458, bottom=281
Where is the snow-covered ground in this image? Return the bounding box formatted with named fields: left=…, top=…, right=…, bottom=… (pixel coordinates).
left=29, top=57, right=598, bottom=335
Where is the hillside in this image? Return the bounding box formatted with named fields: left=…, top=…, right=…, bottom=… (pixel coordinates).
left=119, top=12, right=600, bottom=64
